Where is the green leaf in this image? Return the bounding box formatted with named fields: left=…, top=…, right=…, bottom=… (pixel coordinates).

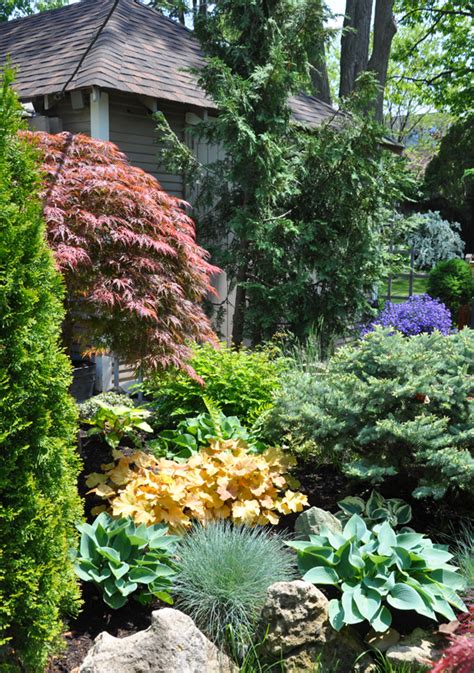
left=353, top=585, right=381, bottom=621
left=387, top=583, right=426, bottom=612
left=429, top=569, right=466, bottom=591
left=128, top=566, right=159, bottom=584
left=97, top=546, right=121, bottom=564
left=109, top=562, right=130, bottom=580
left=303, top=566, right=339, bottom=585
left=343, top=514, right=368, bottom=541
left=328, top=598, right=345, bottom=631
left=341, top=591, right=364, bottom=624
left=377, top=521, right=398, bottom=555
left=371, top=604, right=392, bottom=633
left=338, top=496, right=365, bottom=516
left=103, top=591, right=128, bottom=609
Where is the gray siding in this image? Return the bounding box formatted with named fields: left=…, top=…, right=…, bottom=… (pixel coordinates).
left=109, top=91, right=185, bottom=198
left=50, top=94, right=91, bottom=135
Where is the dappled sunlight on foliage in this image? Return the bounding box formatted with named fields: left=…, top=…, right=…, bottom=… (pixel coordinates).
left=23, top=130, right=218, bottom=373
left=87, top=440, right=307, bottom=531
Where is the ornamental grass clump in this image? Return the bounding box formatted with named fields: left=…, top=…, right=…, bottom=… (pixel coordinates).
left=174, top=521, right=296, bottom=649
left=362, top=294, right=452, bottom=336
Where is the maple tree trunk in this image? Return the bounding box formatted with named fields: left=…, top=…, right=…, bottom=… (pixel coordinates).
left=339, top=0, right=373, bottom=99
left=367, top=0, right=397, bottom=122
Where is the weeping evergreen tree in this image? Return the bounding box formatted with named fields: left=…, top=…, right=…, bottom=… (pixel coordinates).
left=0, top=69, right=82, bottom=672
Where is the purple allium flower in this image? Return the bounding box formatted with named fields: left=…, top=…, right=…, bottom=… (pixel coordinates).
left=362, top=294, right=452, bottom=337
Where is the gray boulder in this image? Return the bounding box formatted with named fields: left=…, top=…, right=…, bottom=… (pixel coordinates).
left=258, top=580, right=374, bottom=672
left=294, top=506, right=342, bottom=539
left=79, top=608, right=236, bottom=673
left=385, top=627, right=441, bottom=668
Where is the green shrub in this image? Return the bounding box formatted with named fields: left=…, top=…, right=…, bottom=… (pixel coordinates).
left=85, top=403, right=153, bottom=450
left=174, top=522, right=296, bottom=649
left=288, top=514, right=467, bottom=633
left=337, top=491, right=412, bottom=530
left=264, top=328, right=474, bottom=500
left=143, top=342, right=286, bottom=428
left=78, top=392, right=134, bottom=421
left=428, top=258, right=473, bottom=323
left=0, top=69, right=82, bottom=672
left=148, top=398, right=265, bottom=460
left=74, top=513, right=178, bottom=609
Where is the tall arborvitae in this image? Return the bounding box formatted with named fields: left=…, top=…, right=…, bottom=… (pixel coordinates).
left=0, top=69, right=82, bottom=672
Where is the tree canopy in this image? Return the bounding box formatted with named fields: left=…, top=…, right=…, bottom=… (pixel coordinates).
left=26, top=130, right=218, bottom=372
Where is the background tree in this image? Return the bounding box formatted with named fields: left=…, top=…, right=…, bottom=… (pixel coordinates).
left=26, top=130, right=218, bottom=372
left=0, top=0, right=66, bottom=21
left=0, top=70, right=82, bottom=672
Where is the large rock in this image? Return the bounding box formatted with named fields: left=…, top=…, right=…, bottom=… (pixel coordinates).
left=294, top=506, right=342, bottom=539
left=385, top=628, right=441, bottom=668
left=79, top=608, right=236, bottom=673
left=258, top=581, right=374, bottom=672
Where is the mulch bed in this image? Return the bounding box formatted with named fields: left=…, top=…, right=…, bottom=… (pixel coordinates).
left=48, top=437, right=469, bottom=671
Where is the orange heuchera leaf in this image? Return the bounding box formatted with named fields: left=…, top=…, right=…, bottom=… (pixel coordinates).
left=87, top=440, right=308, bottom=531
left=22, top=131, right=219, bottom=374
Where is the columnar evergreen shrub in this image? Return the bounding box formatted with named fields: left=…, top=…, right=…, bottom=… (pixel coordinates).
left=0, top=71, right=82, bottom=672
left=264, top=328, right=474, bottom=500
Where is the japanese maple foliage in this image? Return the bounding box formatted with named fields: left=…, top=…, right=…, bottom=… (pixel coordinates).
left=24, top=131, right=218, bottom=372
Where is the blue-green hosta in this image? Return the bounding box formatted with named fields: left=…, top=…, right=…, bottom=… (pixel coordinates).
left=337, top=491, right=412, bottom=530
left=73, top=513, right=178, bottom=609
left=287, top=514, right=466, bottom=632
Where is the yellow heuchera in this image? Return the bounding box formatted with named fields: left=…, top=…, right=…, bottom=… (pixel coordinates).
left=87, top=440, right=307, bottom=530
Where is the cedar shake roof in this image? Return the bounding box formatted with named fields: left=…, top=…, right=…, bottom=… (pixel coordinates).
left=0, top=0, right=340, bottom=127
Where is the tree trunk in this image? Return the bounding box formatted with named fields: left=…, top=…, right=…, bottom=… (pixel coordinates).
left=368, top=0, right=397, bottom=122
left=231, top=266, right=248, bottom=347
left=310, top=0, right=332, bottom=104
left=339, top=0, right=373, bottom=99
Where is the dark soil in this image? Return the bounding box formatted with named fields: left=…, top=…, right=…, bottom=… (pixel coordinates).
left=52, top=434, right=468, bottom=670
left=47, top=584, right=153, bottom=673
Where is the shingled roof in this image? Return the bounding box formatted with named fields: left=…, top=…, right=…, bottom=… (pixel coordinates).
left=0, top=0, right=339, bottom=127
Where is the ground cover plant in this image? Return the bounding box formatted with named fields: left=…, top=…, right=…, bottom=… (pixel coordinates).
left=362, top=294, right=452, bottom=336
left=148, top=398, right=265, bottom=461
left=143, top=341, right=286, bottom=428
left=288, top=514, right=467, bottom=633
left=0, top=69, right=82, bottom=672
left=25, top=130, right=218, bottom=373
left=78, top=392, right=135, bottom=421
left=87, top=440, right=307, bottom=529
left=74, top=513, right=177, bottom=609
left=264, top=328, right=474, bottom=500
left=174, top=521, right=296, bottom=650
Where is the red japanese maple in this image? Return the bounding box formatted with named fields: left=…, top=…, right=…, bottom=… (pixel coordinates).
left=24, top=131, right=218, bottom=372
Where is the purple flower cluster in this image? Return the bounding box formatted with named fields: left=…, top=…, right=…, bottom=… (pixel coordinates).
left=362, top=294, right=452, bottom=337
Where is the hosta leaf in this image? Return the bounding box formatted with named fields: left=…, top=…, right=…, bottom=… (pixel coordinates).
left=338, top=496, right=365, bottom=516
left=396, top=532, right=425, bottom=549
left=103, top=591, right=128, bottom=609
left=115, top=578, right=138, bottom=596
left=387, top=583, right=426, bottom=612
left=343, top=514, right=368, bottom=541
left=353, top=585, right=381, bottom=621
left=377, top=521, right=397, bottom=555
left=129, top=566, right=159, bottom=584
left=328, top=598, right=345, bottom=631
left=371, top=604, right=392, bottom=633
left=393, top=546, right=411, bottom=571
left=419, top=547, right=454, bottom=568
left=109, top=562, right=130, bottom=580
left=391, top=502, right=412, bottom=525
left=97, top=546, right=121, bottom=564
left=366, top=491, right=385, bottom=518
left=89, top=566, right=111, bottom=583
left=428, top=569, right=466, bottom=591
left=74, top=560, right=97, bottom=582
left=303, top=566, right=339, bottom=585
left=430, top=595, right=457, bottom=621
left=341, top=591, right=364, bottom=624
